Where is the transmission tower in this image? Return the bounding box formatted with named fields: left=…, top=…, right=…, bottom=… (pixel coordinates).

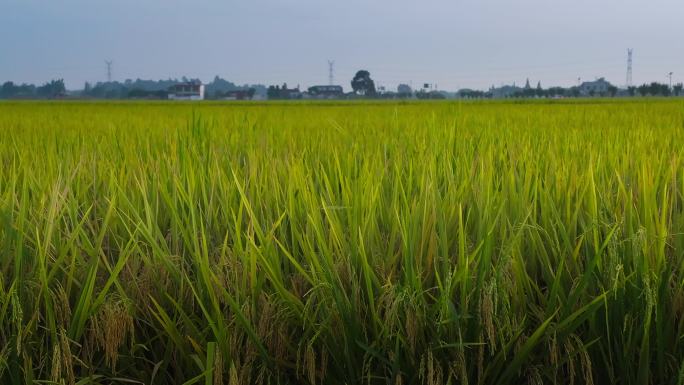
left=105, top=60, right=113, bottom=82
left=328, top=60, right=334, bottom=85
left=626, top=49, right=633, bottom=87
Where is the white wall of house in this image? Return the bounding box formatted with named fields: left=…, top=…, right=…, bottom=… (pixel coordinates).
left=168, top=84, right=205, bottom=100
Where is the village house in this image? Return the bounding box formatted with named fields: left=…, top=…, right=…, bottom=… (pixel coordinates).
left=307, top=85, right=344, bottom=99
left=168, top=81, right=205, bottom=100
left=220, top=89, right=255, bottom=100
left=579, top=77, right=612, bottom=96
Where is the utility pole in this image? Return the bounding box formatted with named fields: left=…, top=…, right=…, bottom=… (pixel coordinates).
left=328, top=60, right=334, bottom=85
left=105, top=60, right=113, bottom=83
left=668, top=72, right=673, bottom=90
left=626, top=48, right=633, bottom=87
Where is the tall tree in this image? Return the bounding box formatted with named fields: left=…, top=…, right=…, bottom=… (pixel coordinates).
left=608, top=86, right=618, bottom=97
left=36, top=79, right=65, bottom=98
left=351, top=70, right=376, bottom=96
left=637, top=84, right=649, bottom=96
left=627, top=86, right=637, bottom=96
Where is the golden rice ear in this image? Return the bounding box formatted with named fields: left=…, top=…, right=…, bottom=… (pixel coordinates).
left=11, top=290, right=23, bottom=357
left=526, top=365, right=543, bottom=385
left=432, top=351, right=444, bottom=385
left=549, top=332, right=558, bottom=367
left=418, top=351, right=443, bottom=385
left=60, top=328, right=75, bottom=385
left=565, top=338, right=576, bottom=385
left=394, top=372, right=403, bottom=385
left=480, top=280, right=496, bottom=353
left=256, top=294, right=275, bottom=353
left=47, top=330, right=73, bottom=383
left=305, top=344, right=316, bottom=385
left=92, top=296, right=134, bottom=370
left=229, top=361, right=239, bottom=385
left=454, top=350, right=468, bottom=385
left=49, top=342, right=61, bottom=384
left=572, top=335, right=594, bottom=385
left=213, top=347, right=223, bottom=385
left=405, top=311, right=418, bottom=354
left=52, top=285, right=72, bottom=331
left=320, top=348, right=328, bottom=383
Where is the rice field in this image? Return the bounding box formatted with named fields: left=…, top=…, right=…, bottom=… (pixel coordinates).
left=1, top=99, right=684, bottom=384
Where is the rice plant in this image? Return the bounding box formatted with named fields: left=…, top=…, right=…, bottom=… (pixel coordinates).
left=0, top=99, right=684, bottom=384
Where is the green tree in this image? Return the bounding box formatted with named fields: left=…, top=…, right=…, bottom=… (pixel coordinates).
left=627, top=86, right=637, bottom=96
left=608, top=86, right=618, bottom=97
left=36, top=79, right=65, bottom=98
left=351, top=70, right=376, bottom=96
left=637, top=84, right=649, bottom=96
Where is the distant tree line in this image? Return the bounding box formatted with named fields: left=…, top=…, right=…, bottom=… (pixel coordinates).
left=0, top=79, right=66, bottom=99
left=267, top=83, right=302, bottom=100
left=0, top=76, right=266, bottom=100
left=631, top=82, right=684, bottom=97
left=2, top=74, right=683, bottom=100
left=415, top=90, right=446, bottom=99
left=82, top=76, right=266, bottom=99
left=461, top=82, right=683, bottom=99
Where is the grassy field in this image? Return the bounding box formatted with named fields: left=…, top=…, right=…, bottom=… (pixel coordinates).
left=1, top=99, right=684, bottom=384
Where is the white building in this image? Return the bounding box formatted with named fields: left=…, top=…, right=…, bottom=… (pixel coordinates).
left=168, top=82, right=205, bottom=100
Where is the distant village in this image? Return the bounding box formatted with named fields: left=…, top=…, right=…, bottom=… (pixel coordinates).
left=1, top=70, right=682, bottom=100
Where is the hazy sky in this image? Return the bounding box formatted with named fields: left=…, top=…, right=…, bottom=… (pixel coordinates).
left=2, top=0, right=683, bottom=91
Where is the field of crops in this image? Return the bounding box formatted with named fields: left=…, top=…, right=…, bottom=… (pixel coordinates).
left=1, top=99, right=684, bottom=384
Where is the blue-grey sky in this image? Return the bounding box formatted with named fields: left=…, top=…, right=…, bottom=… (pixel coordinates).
left=2, top=0, right=683, bottom=91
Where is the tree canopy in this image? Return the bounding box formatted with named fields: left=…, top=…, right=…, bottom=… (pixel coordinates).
left=351, top=70, right=376, bottom=96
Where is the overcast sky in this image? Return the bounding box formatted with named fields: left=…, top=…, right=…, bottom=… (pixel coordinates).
left=2, top=0, right=683, bottom=91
